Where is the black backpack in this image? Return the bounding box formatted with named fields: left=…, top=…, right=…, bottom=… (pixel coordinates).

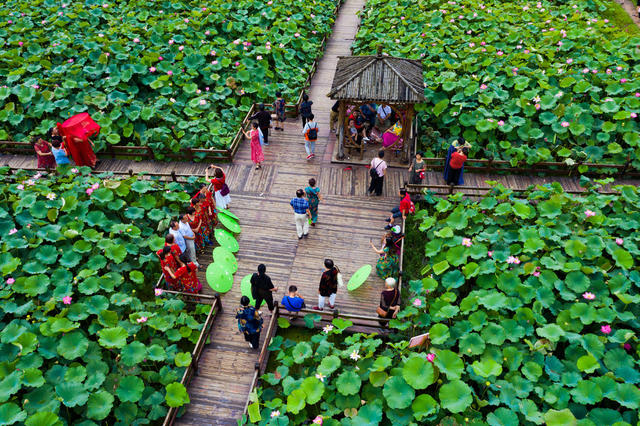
left=307, top=123, right=318, bottom=141
left=300, top=101, right=312, bottom=117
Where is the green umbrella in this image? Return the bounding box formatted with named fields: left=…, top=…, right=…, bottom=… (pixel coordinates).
left=347, top=264, right=372, bottom=291
left=218, top=209, right=239, bottom=221
left=206, top=263, right=233, bottom=293
left=212, top=246, right=238, bottom=274
left=215, top=228, right=239, bottom=253
left=241, top=274, right=262, bottom=307
left=219, top=213, right=241, bottom=234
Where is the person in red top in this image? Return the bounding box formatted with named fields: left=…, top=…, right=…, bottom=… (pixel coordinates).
left=163, top=234, right=184, bottom=263
left=205, top=165, right=231, bottom=209
left=386, top=189, right=415, bottom=226
left=175, top=253, right=202, bottom=294
left=446, top=147, right=468, bottom=185
left=158, top=246, right=180, bottom=290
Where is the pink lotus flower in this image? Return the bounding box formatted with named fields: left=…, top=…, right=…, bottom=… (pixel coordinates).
left=312, top=416, right=323, bottom=425
left=497, top=120, right=505, bottom=126
left=624, top=343, right=631, bottom=351
left=294, top=33, right=300, bottom=37
left=532, top=271, right=540, bottom=277
left=9, top=228, right=17, bottom=235
left=234, top=61, right=240, bottom=66
left=178, top=46, right=184, bottom=51
left=233, top=39, right=240, bottom=45
left=91, top=183, right=99, bottom=189
left=68, top=59, right=74, bottom=63
left=469, top=42, right=475, bottom=47
left=480, top=84, right=487, bottom=90
left=256, top=55, right=263, bottom=60
left=149, top=67, right=156, bottom=73
left=616, top=238, right=623, bottom=245
left=86, top=188, right=94, bottom=195
left=462, top=238, right=472, bottom=247
left=105, top=53, right=110, bottom=57
left=631, top=113, right=638, bottom=118
left=18, top=41, right=23, bottom=47
left=561, top=121, right=570, bottom=128
left=601, top=324, right=611, bottom=334
left=137, top=316, right=148, bottom=323
left=279, top=43, right=285, bottom=48
left=413, top=299, right=422, bottom=307
left=480, top=41, right=486, bottom=46
left=507, top=256, right=521, bottom=265
left=212, top=60, right=218, bottom=65
left=210, top=50, right=216, bottom=56
left=199, top=100, right=206, bottom=106
left=583, top=292, right=595, bottom=300
left=184, top=18, right=189, bottom=23
left=63, top=296, right=72, bottom=305
left=6, top=278, right=15, bottom=285
left=496, top=51, right=504, bottom=56
left=584, top=210, right=596, bottom=217
left=205, top=30, right=210, bottom=35
left=154, top=288, right=164, bottom=296
left=535, top=104, right=541, bottom=110
left=620, top=79, right=627, bottom=83
left=16, top=184, right=24, bottom=190
left=167, top=71, right=173, bottom=76
left=606, top=69, right=612, bottom=75
left=271, top=410, right=280, bottom=418
left=488, top=251, right=493, bottom=257
left=617, top=66, right=623, bottom=71
left=158, top=56, right=163, bottom=61
left=582, top=68, right=589, bottom=74
left=133, top=38, right=140, bottom=43
left=426, top=353, right=436, bottom=362
left=169, top=39, right=174, bottom=45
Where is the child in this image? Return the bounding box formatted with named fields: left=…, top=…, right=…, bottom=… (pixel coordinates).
left=51, top=138, right=71, bottom=167
left=348, top=119, right=362, bottom=146
left=299, top=93, right=313, bottom=129
left=273, top=91, right=286, bottom=131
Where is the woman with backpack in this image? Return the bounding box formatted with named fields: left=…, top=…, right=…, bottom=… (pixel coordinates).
left=305, top=178, right=322, bottom=226
left=236, top=296, right=263, bottom=349
left=299, top=94, right=313, bottom=128
left=302, top=114, right=319, bottom=160
left=368, top=150, right=387, bottom=196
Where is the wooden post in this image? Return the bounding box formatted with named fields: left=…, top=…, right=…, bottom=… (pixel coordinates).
left=128, top=169, right=133, bottom=177
left=403, top=104, right=414, bottom=163
left=171, top=171, right=177, bottom=182
left=337, top=100, right=346, bottom=160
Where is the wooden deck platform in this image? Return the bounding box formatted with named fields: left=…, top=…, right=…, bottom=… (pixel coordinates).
left=2, top=1, right=640, bottom=424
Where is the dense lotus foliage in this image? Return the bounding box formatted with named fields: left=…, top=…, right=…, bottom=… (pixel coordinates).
left=0, top=168, right=208, bottom=424
left=253, top=181, right=640, bottom=425
left=0, top=0, right=338, bottom=155
left=353, top=0, right=640, bottom=172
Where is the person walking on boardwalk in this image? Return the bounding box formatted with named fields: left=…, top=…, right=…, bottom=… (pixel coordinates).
left=302, top=114, right=319, bottom=160
left=305, top=178, right=322, bottom=226
left=273, top=91, right=286, bottom=131
left=446, top=146, right=468, bottom=186
left=329, top=100, right=339, bottom=133
left=443, top=137, right=470, bottom=185
left=299, top=93, right=314, bottom=128
left=368, top=150, right=387, bottom=196
left=236, top=296, right=263, bottom=350
left=250, top=103, right=272, bottom=146
left=250, top=264, right=278, bottom=311
left=290, top=189, right=311, bottom=239
left=244, top=122, right=264, bottom=170
left=314, top=259, right=340, bottom=311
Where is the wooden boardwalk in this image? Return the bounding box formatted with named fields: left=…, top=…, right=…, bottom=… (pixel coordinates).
left=2, top=1, right=640, bottom=424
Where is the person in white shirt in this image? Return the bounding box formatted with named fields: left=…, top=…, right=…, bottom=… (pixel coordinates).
left=368, top=150, right=387, bottom=196
left=375, top=104, right=392, bottom=132
left=169, top=220, right=187, bottom=254
left=302, top=114, right=319, bottom=160
left=178, top=215, right=199, bottom=266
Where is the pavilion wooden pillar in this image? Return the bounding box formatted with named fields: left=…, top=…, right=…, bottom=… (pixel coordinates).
left=337, top=100, right=346, bottom=160
left=402, top=104, right=414, bottom=163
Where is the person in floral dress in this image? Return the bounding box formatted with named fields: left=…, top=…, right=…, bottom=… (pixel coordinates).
left=175, top=253, right=202, bottom=294
left=158, top=246, right=180, bottom=290
left=370, top=238, right=399, bottom=280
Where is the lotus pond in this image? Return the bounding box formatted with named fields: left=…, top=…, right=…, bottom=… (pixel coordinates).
left=250, top=180, right=640, bottom=425
left=0, top=0, right=339, bottom=156
left=0, top=167, right=208, bottom=424
left=353, top=0, right=640, bottom=172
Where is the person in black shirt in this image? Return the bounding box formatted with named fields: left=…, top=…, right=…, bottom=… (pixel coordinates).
left=313, top=259, right=339, bottom=310
left=250, top=104, right=272, bottom=146
left=250, top=264, right=278, bottom=311
left=329, top=101, right=339, bottom=133
left=299, top=93, right=313, bottom=128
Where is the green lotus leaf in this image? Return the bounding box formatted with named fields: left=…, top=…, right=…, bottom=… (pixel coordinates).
left=433, top=350, right=464, bottom=380
left=87, top=390, right=114, bottom=421
left=0, top=402, right=27, bottom=425
left=91, top=188, right=114, bottom=203
left=122, top=342, right=147, bottom=366
left=336, top=370, right=361, bottom=396
left=105, top=243, right=127, bottom=264
left=286, top=388, right=306, bottom=414
left=98, top=326, right=128, bottom=348
left=0, top=372, right=22, bottom=403
left=55, top=382, right=89, bottom=407
left=24, top=412, right=61, bottom=426
left=612, top=249, right=633, bottom=269
left=175, top=352, right=192, bottom=367
left=472, top=357, right=503, bottom=378
left=487, top=407, right=519, bottom=426
left=64, top=365, right=87, bottom=383
left=429, top=323, right=450, bottom=345
left=317, top=355, right=341, bottom=375
left=291, top=342, right=312, bottom=363
left=353, top=402, right=383, bottom=425
left=439, top=379, right=472, bottom=413
left=148, top=344, right=167, bottom=362
left=616, top=383, right=640, bottom=408
left=536, top=324, right=565, bottom=342
left=116, top=375, right=144, bottom=403
left=460, top=333, right=485, bottom=356
left=402, top=355, right=435, bottom=389
left=165, top=382, right=189, bottom=408
left=22, top=368, right=45, bottom=388
left=57, top=331, right=89, bottom=360
left=383, top=376, right=414, bottom=409
left=300, top=376, right=324, bottom=404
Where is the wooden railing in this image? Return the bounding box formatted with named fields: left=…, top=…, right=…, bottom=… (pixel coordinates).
left=163, top=293, right=222, bottom=426
left=1, top=164, right=204, bottom=182
left=405, top=182, right=621, bottom=197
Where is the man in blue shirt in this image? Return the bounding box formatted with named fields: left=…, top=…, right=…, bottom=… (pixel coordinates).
left=290, top=189, right=310, bottom=239
left=281, top=285, right=305, bottom=312
left=169, top=220, right=187, bottom=253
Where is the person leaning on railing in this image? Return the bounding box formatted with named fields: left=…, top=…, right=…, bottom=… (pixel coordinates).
left=377, top=277, right=400, bottom=325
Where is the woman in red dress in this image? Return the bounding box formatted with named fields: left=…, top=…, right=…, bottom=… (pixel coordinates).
left=197, top=184, right=218, bottom=228
left=186, top=206, right=203, bottom=249
left=205, top=165, right=231, bottom=209
left=56, top=113, right=98, bottom=168
left=158, top=246, right=180, bottom=290
left=175, top=253, right=202, bottom=294
left=31, top=137, right=56, bottom=170
left=193, top=196, right=213, bottom=246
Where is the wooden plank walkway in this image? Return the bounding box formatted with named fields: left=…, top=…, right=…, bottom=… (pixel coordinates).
left=2, top=1, right=640, bottom=424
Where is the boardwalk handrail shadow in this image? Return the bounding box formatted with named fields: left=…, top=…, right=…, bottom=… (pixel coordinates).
left=405, top=182, right=621, bottom=197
